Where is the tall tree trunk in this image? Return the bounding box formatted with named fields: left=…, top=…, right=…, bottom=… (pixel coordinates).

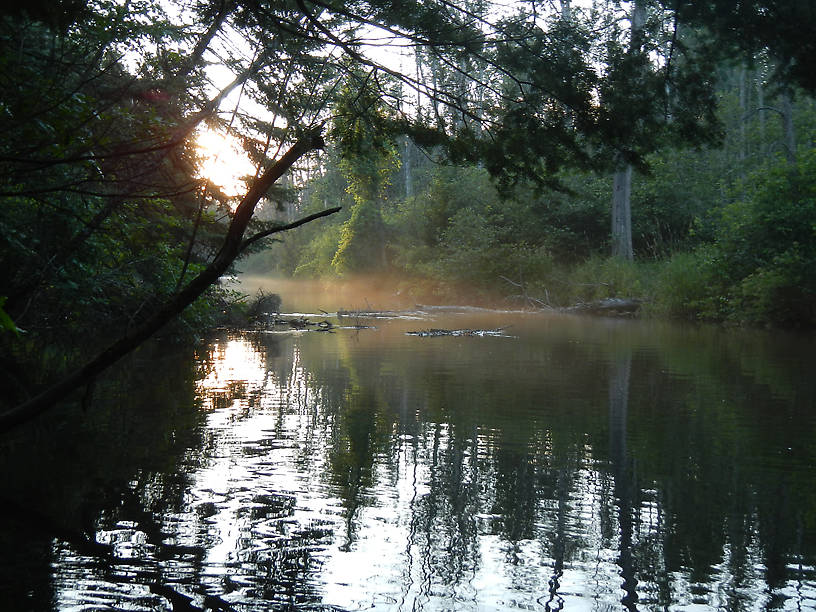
left=403, top=136, right=413, bottom=199
left=609, top=0, right=645, bottom=261
left=559, top=0, right=571, bottom=21
left=756, top=69, right=766, bottom=156
left=612, top=164, right=633, bottom=260
left=780, top=86, right=797, bottom=165
left=738, top=66, right=747, bottom=165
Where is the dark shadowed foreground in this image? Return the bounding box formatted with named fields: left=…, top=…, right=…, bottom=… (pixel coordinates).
left=0, top=309, right=814, bottom=611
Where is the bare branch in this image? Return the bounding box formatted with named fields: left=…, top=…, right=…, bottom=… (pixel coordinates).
left=239, top=206, right=343, bottom=254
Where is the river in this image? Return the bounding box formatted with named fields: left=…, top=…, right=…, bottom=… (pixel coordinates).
left=0, top=283, right=814, bottom=611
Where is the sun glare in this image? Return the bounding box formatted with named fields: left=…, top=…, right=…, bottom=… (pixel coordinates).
left=196, top=129, right=257, bottom=197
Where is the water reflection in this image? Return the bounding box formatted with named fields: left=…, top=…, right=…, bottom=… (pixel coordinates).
left=0, top=315, right=815, bottom=610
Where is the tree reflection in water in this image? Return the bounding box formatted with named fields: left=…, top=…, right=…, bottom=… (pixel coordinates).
left=0, top=315, right=815, bottom=610
left=608, top=338, right=637, bottom=611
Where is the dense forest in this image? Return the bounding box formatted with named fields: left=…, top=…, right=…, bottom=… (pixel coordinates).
left=250, top=92, right=816, bottom=326
left=1, top=0, right=815, bottom=429
left=248, top=11, right=816, bottom=327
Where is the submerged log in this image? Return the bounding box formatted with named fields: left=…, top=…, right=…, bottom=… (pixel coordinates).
left=406, top=326, right=511, bottom=338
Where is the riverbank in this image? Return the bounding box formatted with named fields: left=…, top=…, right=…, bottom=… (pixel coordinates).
left=237, top=249, right=815, bottom=330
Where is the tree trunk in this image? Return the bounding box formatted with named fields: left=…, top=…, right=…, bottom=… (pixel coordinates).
left=756, top=69, right=766, bottom=155
left=609, top=0, right=645, bottom=262
left=559, top=0, right=571, bottom=21
left=780, top=86, right=797, bottom=165
left=738, top=66, right=747, bottom=165
left=612, top=164, right=633, bottom=260
left=631, top=0, right=646, bottom=37
left=403, top=136, right=413, bottom=199
left=0, top=132, right=327, bottom=433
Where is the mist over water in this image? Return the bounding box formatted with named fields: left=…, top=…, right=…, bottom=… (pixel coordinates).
left=236, top=274, right=499, bottom=313
left=1, top=278, right=815, bottom=611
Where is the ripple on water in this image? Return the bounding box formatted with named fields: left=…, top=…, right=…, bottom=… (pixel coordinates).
left=31, top=321, right=816, bottom=611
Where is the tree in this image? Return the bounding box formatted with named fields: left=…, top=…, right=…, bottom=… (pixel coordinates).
left=670, top=1, right=816, bottom=167
left=670, top=1, right=816, bottom=94
left=610, top=1, right=646, bottom=261
left=1, top=0, right=741, bottom=431
left=0, top=3, right=338, bottom=429
left=330, top=74, right=400, bottom=274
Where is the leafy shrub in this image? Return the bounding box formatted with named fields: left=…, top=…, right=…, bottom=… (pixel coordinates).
left=652, top=248, right=722, bottom=320
left=709, top=152, right=816, bottom=326
left=565, top=256, right=654, bottom=304
left=293, top=225, right=344, bottom=278
left=737, top=244, right=816, bottom=326
left=332, top=201, right=388, bottom=275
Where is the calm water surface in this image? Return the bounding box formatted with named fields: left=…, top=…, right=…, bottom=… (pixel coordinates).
left=1, top=306, right=815, bottom=611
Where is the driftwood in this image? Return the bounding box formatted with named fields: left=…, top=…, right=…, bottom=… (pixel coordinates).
left=339, top=305, right=505, bottom=318
left=333, top=298, right=646, bottom=326
left=562, top=298, right=644, bottom=316
left=414, top=304, right=496, bottom=313
left=239, top=313, right=376, bottom=332
left=259, top=316, right=335, bottom=331
left=245, top=290, right=282, bottom=320
left=406, top=326, right=511, bottom=338
left=499, top=275, right=553, bottom=309
left=337, top=309, right=419, bottom=319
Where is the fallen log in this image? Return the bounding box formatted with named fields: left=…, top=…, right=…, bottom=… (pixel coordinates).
left=562, top=297, right=645, bottom=316
left=337, top=309, right=422, bottom=319
left=406, top=326, right=512, bottom=338
left=414, top=304, right=496, bottom=313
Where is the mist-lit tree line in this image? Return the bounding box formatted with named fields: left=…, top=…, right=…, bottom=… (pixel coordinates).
left=2, top=0, right=815, bottom=430
left=249, top=2, right=816, bottom=328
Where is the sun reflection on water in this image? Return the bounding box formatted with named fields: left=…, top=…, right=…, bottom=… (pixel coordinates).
left=196, top=339, right=266, bottom=400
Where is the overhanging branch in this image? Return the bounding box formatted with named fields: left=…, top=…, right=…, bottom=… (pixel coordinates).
left=239, top=206, right=343, bottom=254
left=0, top=131, right=326, bottom=434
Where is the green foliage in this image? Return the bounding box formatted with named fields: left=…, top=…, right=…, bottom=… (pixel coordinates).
left=717, top=157, right=815, bottom=273
left=324, top=77, right=402, bottom=276
left=0, top=6, right=232, bottom=369
left=330, top=77, right=400, bottom=189
left=632, top=148, right=726, bottom=257
left=652, top=249, right=722, bottom=320
left=520, top=174, right=610, bottom=261
left=737, top=244, right=814, bottom=325
left=648, top=152, right=816, bottom=326
left=291, top=225, right=344, bottom=278
left=673, top=1, right=816, bottom=94
left=4, top=0, right=814, bottom=370
left=389, top=166, right=498, bottom=255
left=332, top=201, right=388, bottom=275
left=286, top=71, right=816, bottom=328
left=436, top=207, right=501, bottom=282
left=0, top=298, right=19, bottom=335
left=711, top=153, right=816, bottom=325
left=564, top=256, right=654, bottom=304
